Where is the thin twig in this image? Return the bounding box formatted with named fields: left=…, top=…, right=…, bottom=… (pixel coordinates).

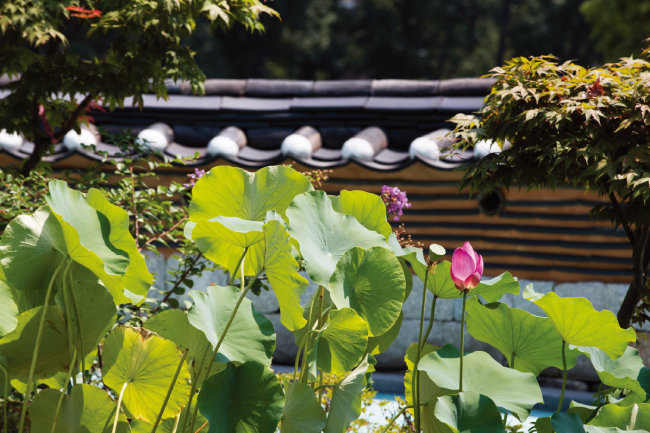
left=151, top=252, right=203, bottom=314
left=140, top=215, right=188, bottom=251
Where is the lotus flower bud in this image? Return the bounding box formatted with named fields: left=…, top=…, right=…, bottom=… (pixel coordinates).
left=450, top=241, right=483, bottom=291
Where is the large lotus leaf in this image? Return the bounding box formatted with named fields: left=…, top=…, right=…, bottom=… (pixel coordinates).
left=102, top=327, right=191, bottom=423
left=525, top=290, right=636, bottom=359
left=286, top=191, right=388, bottom=286
left=551, top=412, right=586, bottom=433
left=55, top=263, right=116, bottom=361
left=466, top=297, right=579, bottom=376
left=588, top=403, right=650, bottom=430
left=404, top=343, right=443, bottom=409
left=585, top=427, right=648, bottom=433
left=0, top=305, right=70, bottom=380
left=579, top=346, right=647, bottom=404
left=30, top=384, right=129, bottom=433
left=190, top=165, right=312, bottom=222
left=309, top=308, right=368, bottom=375
left=188, top=285, right=275, bottom=366
left=367, top=311, right=403, bottom=355
left=324, top=358, right=369, bottom=433
left=46, top=180, right=152, bottom=304
left=0, top=208, right=67, bottom=311
left=280, top=382, right=327, bottom=433
left=329, top=246, right=405, bottom=336
left=144, top=309, right=218, bottom=387
left=197, top=362, right=284, bottom=433
left=418, top=348, right=542, bottom=421
left=130, top=403, right=208, bottom=433
left=411, top=260, right=519, bottom=302
left=330, top=190, right=393, bottom=239
left=263, top=220, right=308, bottom=331
left=430, top=391, right=505, bottom=433
left=0, top=277, right=17, bottom=337
left=194, top=216, right=265, bottom=247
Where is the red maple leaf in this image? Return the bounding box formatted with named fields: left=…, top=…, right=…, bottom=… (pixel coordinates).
left=66, top=6, right=102, bottom=19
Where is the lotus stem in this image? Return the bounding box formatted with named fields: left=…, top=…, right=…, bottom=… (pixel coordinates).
left=459, top=290, right=468, bottom=392
left=67, top=266, right=87, bottom=381
left=421, top=295, right=438, bottom=351
left=50, top=348, right=78, bottom=433
left=170, top=412, right=181, bottom=433
left=61, top=263, right=75, bottom=377
left=229, top=247, right=248, bottom=286
left=151, top=349, right=189, bottom=433
left=413, top=262, right=432, bottom=432
left=1, top=364, right=8, bottom=433
left=112, top=382, right=128, bottom=433
left=299, top=288, right=323, bottom=383
left=184, top=347, right=210, bottom=433
left=18, top=259, right=67, bottom=433
left=558, top=340, right=567, bottom=412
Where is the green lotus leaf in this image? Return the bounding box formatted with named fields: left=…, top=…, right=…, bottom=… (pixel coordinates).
left=525, top=290, right=636, bottom=359
left=280, top=382, right=327, bottom=433
left=585, top=427, right=648, bottom=433
left=188, top=285, right=275, bottom=366
left=145, top=309, right=218, bottom=387
left=330, top=190, right=393, bottom=239
left=404, top=342, right=443, bottom=408
left=579, top=346, right=647, bottom=404
left=29, top=384, right=129, bottom=433
left=367, top=311, right=403, bottom=355
left=324, top=358, right=369, bottom=433
left=197, top=362, right=284, bottom=433
left=588, top=403, right=650, bottom=431
left=551, top=412, right=586, bottom=433
left=0, top=306, right=70, bottom=380
left=418, top=347, right=543, bottom=421
left=329, top=246, right=405, bottom=336
left=0, top=208, right=67, bottom=311
left=569, top=401, right=600, bottom=423
left=0, top=277, right=17, bottom=337
left=466, top=297, right=579, bottom=376
left=309, top=308, right=368, bottom=375
left=130, top=403, right=207, bottom=433
left=190, top=165, right=313, bottom=222
left=0, top=364, right=9, bottom=398
left=55, top=263, right=116, bottom=361
left=46, top=180, right=152, bottom=304
left=102, top=327, right=191, bottom=423
left=431, top=391, right=506, bottom=433
left=286, top=191, right=388, bottom=286
left=263, top=220, right=308, bottom=331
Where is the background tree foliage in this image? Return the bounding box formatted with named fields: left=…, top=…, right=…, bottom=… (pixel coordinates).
left=450, top=54, right=650, bottom=328
left=0, top=0, right=276, bottom=173
left=187, top=0, right=608, bottom=80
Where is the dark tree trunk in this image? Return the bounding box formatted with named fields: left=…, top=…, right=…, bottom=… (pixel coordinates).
left=617, top=226, right=650, bottom=328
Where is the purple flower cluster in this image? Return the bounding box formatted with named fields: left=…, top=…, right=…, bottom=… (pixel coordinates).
left=183, top=168, right=205, bottom=188
left=381, top=185, right=411, bottom=222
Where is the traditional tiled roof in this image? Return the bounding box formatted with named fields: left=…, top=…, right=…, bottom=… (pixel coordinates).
left=0, top=78, right=495, bottom=170
left=0, top=78, right=632, bottom=283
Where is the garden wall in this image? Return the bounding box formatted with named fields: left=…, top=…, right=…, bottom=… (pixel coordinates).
left=144, top=252, right=645, bottom=390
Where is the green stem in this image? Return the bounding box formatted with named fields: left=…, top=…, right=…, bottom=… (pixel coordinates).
left=299, top=289, right=323, bottom=383
left=205, top=268, right=263, bottom=378
left=183, top=347, right=210, bottom=433
left=380, top=405, right=413, bottom=433
left=50, top=348, right=78, bottom=433
left=293, top=337, right=307, bottom=383
left=413, top=262, right=432, bottom=433
left=170, top=413, right=181, bottom=433
left=112, top=382, right=128, bottom=433
left=558, top=340, right=567, bottom=412
left=67, top=266, right=87, bottom=382
left=151, top=349, right=189, bottom=433
left=18, top=259, right=67, bottom=433
left=421, top=295, right=438, bottom=351
left=1, top=364, right=8, bottom=433
left=229, top=248, right=248, bottom=286
left=317, top=371, right=324, bottom=404
left=459, top=290, right=468, bottom=392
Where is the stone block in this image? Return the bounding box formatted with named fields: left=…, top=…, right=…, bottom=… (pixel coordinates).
left=267, top=313, right=299, bottom=364
left=554, top=281, right=626, bottom=314
left=160, top=253, right=228, bottom=306
left=246, top=288, right=280, bottom=315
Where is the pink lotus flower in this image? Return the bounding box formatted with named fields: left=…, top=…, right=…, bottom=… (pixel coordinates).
left=450, top=242, right=483, bottom=291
